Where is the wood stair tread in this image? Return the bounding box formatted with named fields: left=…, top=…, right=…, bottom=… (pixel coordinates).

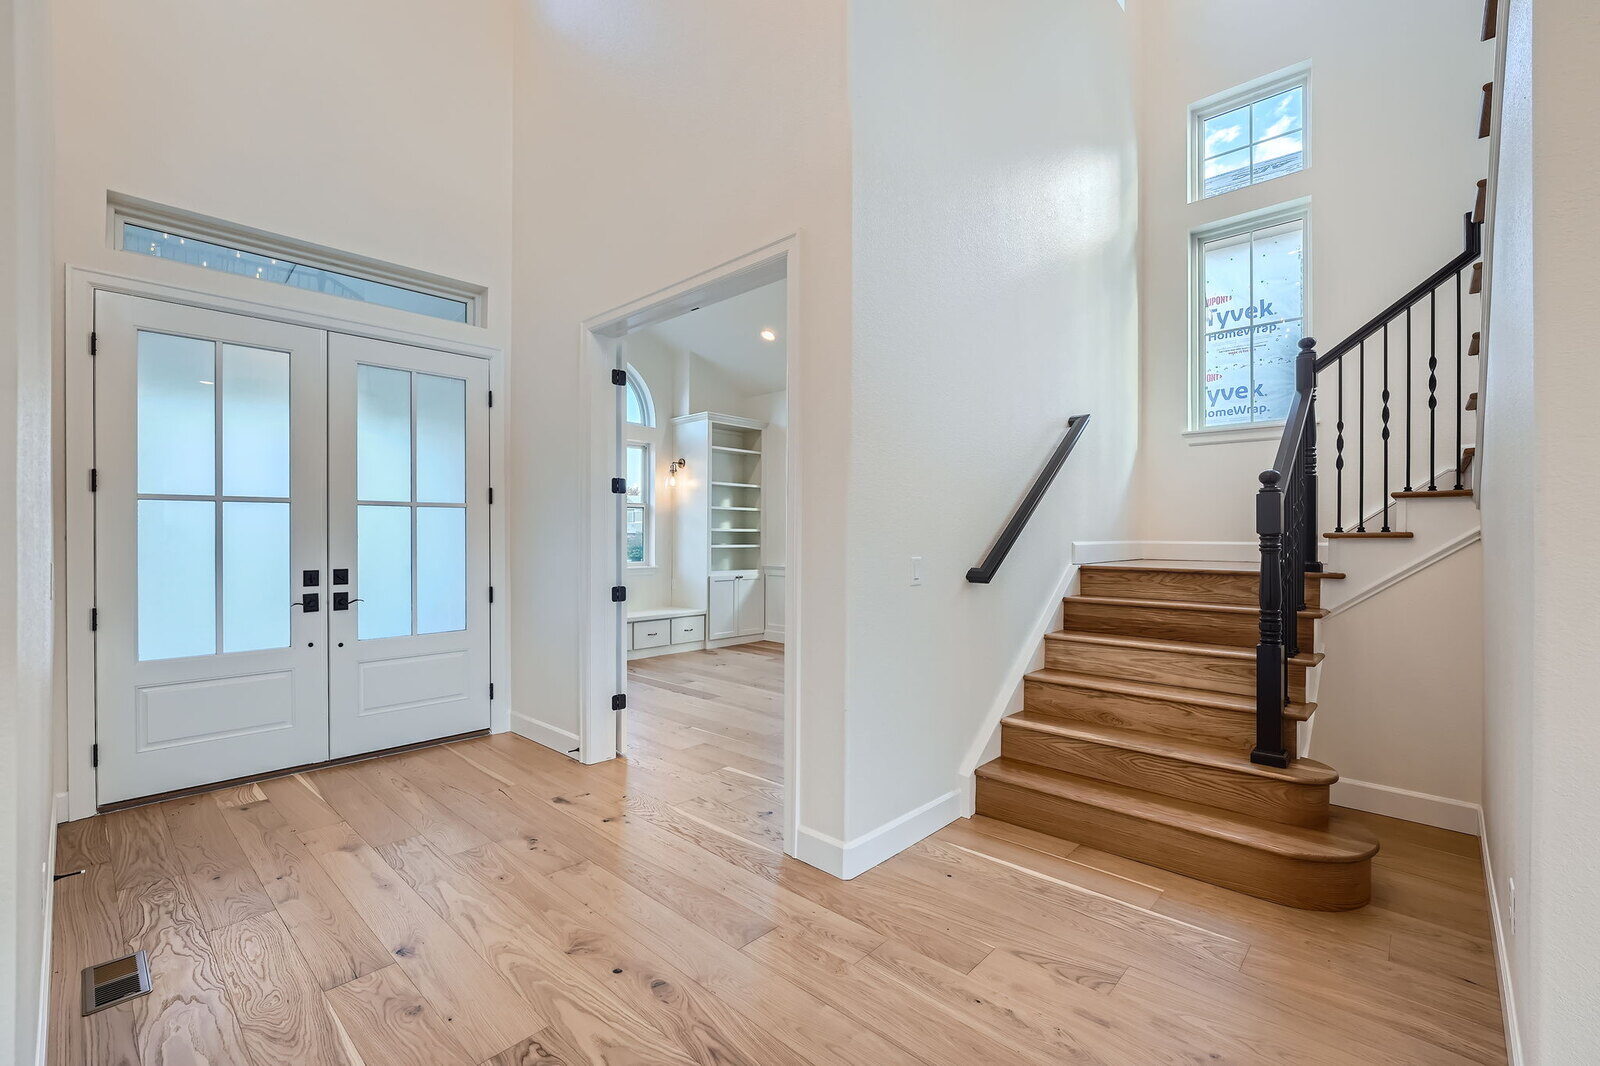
left=1460, top=446, right=1476, bottom=473
left=1065, top=593, right=1327, bottom=619
left=1080, top=562, right=1346, bottom=581
left=1324, top=530, right=1415, bottom=539
left=1044, top=629, right=1324, bottom=667
left=976, top=758, right=1376, bottom=864
left=1392, top=489, right=1472, bottom=498
left=1003, top=714, right=1338, bottom=785
left=1466, top=391, right=1478, bottom=410
left=1024, top=668, right=1315, bottom=721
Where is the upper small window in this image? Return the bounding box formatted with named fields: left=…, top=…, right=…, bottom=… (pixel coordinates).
left=1193, top=76, right=1306, bottom=200
left=624, top=367, right=655, bottom=427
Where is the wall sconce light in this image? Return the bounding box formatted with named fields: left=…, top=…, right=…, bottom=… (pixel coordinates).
left=667, top=458, right=687, bottom=486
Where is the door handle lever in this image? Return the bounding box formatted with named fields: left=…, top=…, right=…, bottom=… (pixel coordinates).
left=292, top=594, right=320, bottom=612
left=333, top=592, right=363, bottom=611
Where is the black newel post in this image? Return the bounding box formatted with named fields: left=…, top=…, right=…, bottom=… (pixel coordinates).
left=1253, top=470, right=1289, bottom=768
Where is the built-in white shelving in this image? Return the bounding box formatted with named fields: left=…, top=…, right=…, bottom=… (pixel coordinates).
left=671, top=411, right=768, bottom=644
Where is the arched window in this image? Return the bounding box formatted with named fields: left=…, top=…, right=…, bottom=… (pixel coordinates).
left=624, top=366, right=655, bottom=427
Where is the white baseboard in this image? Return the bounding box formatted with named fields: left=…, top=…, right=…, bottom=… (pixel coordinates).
left=793, top=788, right=963, bottom=879
left=763, top=628, right=785, bottom=643
left=1329, top=777, right=1482, bottom=835
left=510, top=711, right=581, bottom=758
left=36, top=800, right=59, bottom=1065
left=1072, top=540, right=1257, bottom=564
left=1323, top=528, right=1481, bottom=617
left=1478, top=809, right=1524, bottom=1066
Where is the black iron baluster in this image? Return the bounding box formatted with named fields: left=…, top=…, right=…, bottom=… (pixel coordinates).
left=1335, top=355, right=1345, bottom=532
left=1428, top=288, right=1439, bottom=490
left=1381, top=324, right=1392, bottom=532
left=1456, top=270, right=1465, bottom=489
left=1404, top=306, right=1413, bottom=493
left=1358, top=338, right=1366, bottom=532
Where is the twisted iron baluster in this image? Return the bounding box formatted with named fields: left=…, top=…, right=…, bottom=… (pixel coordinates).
left=1381, top=325, right=1392, bottom=532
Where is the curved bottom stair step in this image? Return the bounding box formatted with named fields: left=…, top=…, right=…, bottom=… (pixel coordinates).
left=975, top=758, right=1377, bottom=911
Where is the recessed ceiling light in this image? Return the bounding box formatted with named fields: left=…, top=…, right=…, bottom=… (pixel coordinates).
left=759, top=328, right=777, bottom=342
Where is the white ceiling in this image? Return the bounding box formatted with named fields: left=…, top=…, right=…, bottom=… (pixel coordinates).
left=644, top=278, right=787, bottom=395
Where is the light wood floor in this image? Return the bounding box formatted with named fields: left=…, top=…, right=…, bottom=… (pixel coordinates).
left=50, top=640, right=1507, bottom=1064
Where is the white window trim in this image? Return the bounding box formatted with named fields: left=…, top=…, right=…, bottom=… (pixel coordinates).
left=624, top=364, right=656, bottom=428
left=1189, top=63, right=1311, bottom=204
left=625, top=440, right=655, bottom=569
left=107, top=192, right=487, bottom=326
left=1188, top=199, right=1312, bottom=440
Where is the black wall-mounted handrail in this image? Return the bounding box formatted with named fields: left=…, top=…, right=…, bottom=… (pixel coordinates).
left=966, top=414, right=1090, bottom=584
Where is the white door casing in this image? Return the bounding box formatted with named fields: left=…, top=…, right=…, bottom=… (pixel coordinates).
left=94, top=293, right=331, bottom=804
left=327, top=333, right=491, bottom=758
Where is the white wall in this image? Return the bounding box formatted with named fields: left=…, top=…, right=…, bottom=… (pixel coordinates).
left=0, top=0, right=54, bottom=1059
left=1479, top=1, right=1600, bottom=1060
left=1310, top=542, right=1483, bottom=824
left=844, top=0, right=1140, bottom=846
left=1131, top=0, right=1492, bottom=543
left=50, top=0, right=517, bottom=791
left=508, top=0, right=854, bottom=837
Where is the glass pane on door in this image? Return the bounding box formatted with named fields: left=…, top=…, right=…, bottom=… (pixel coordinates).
left=137, top=332, right=215, bottom=496
left=135, top=329, right=296, bottom=660
left=353, top=363, right=469, bottom=641
left=137, top=499, right=216, bottom=660
left=222, top=501, right=290, bottom=653
left=416, top=507, right=466, bottom=634
left=222, top=344, right=291, bottom=497
left=357, top=504, right=412, bottom=640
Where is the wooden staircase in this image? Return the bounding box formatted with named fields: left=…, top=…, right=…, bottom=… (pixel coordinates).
left=976, top=562, right=1379, bottom=911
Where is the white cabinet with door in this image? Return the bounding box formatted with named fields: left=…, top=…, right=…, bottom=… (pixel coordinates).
left=90, top=292, right=492, bottom=805
left=709, top=571, right=764, bottom=641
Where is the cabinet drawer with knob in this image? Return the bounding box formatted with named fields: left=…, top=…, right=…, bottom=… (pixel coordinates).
left=631, top=621, right=670, bottom=650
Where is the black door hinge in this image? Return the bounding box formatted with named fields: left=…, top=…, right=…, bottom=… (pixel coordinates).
left=612, top=693, right=627, bottom=710
left=488, top=586, right=495, bottom=603
left=611, top=368, right=627, bottom=386
left=489, top=683, right=496, bottom=700
left=487, top=487, right=494, bottom=505
left=611, top=477, right=626, bottom=494
left=91, top=743, right=98, bottom=768
left=487, top=389, right=494, bottom=408
left=89, top=332, right=97, bottom=357
left=89, top=607, right=98, bottom=631
left=89, top=469, right=98, bottom=492
left=611, top=585, right=627, bottom=602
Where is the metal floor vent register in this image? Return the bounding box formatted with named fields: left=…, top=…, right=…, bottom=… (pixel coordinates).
left=81, top=951, right=151, bottom=1015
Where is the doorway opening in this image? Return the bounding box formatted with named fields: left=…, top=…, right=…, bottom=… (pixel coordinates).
left=582, top=243, right=797, bottom=853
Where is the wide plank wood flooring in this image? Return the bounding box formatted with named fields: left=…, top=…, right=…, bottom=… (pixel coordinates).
left=51, top=641, right=1507, bottom=1064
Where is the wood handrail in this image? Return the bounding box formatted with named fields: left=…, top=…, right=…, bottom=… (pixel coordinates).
left=966, top=414, right=1091, bottom=584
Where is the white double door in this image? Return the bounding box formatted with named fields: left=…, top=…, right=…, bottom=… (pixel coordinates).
left=94, top=293, right=490, bottom=804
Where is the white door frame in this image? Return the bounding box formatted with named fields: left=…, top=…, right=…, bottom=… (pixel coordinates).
left=576, top=235, right=803, bottom=855
left=63, top=265, right=506, bottom=822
